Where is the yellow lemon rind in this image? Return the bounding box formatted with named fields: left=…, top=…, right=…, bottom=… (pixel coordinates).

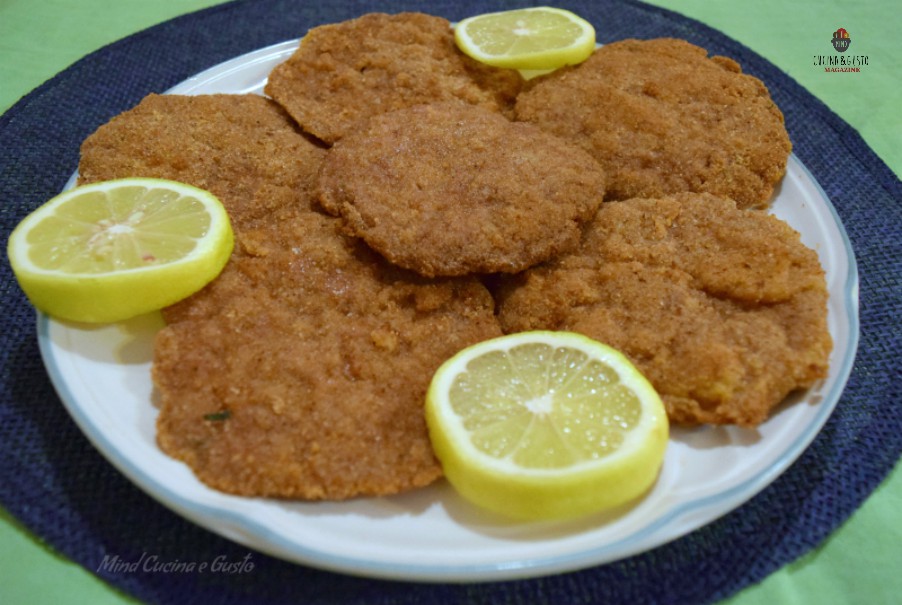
left=7, top=178, right=234, bottom=324
left=425, top=331, right=669, bottom=521
left=454, top=7, right=596, bottom=71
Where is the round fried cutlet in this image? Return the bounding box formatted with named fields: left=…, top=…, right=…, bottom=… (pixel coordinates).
left=154, top=211, right=502, bottom=499
left=81, top=92, right=501, bottom=499
left=264, top=12, right=524, bottom=144
left=78, top=93, right=326, bottom=237
left=316, top=101, right=606, bottom=277
left=495, top=193, right=832, bottom=427
left=515, top=39, right=792, bottom=209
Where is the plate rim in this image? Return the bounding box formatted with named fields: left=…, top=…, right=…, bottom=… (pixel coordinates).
left=36, top=38, right=861, bottom=582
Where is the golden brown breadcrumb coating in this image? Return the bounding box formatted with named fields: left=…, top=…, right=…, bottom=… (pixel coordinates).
left=79, top=92, right=502, bottom=499
left=78, top=93, right=325, bottom=233
left=316, top=101, right=606, bottom=277
left=73, top=19, right=829, bottom=503
left=264, top=12, right=523, bottom=144
left=495, top=194, right=831, bottom=426
left=154, top=214, right=501, bottom=499
left=515, top=38, right=792, bottom=209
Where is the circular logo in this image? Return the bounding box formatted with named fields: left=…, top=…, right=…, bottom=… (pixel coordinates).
left=832, top=28, right=851, bottom=52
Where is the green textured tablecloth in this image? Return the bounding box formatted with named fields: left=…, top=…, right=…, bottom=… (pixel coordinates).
left=1, top=1, right=899, bottom=603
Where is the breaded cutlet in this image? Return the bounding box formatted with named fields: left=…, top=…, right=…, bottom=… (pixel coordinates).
left=264, top=12, right=524, bottom=144
left=154, top=213, right=501, bottom=499
left=78, top=94, right=326, bottom=236
left=495, top=193, right=832, bottom=426
left=316, top=101, right=606, bottom=277
left=515, top=38, right=792, bottom=209
left=79, top=92, right=502, bottom=499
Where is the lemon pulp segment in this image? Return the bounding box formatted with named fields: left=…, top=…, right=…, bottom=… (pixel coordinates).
left=426, top=331, right=669, bottom=520
left=450, top=343, right=642, bottom=469
left=24, top=185, right=212, bottom=273
left=455, top=7, right=596, bottom=71
left=464, top=12, right=588, bottom=54
left=7, top=178, right=233, bottom=323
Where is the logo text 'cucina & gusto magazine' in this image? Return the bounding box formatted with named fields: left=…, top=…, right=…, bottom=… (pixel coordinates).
left=814, top=27, right=868, bottom=72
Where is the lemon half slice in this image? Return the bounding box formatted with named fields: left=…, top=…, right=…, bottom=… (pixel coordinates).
left=426, top=331, right=668, bottom=520
left=455, top=7, right=596, bottom=71
left=7, top=178, right=233, bottom=323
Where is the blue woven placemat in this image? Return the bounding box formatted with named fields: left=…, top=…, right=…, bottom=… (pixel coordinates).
left=1, top=1, right=900, bottom=603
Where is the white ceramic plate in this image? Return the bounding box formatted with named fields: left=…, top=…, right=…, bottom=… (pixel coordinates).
left=39, top=40, right=859, bottom=582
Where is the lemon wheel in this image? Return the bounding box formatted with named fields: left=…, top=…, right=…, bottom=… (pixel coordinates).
left=7, top=178, right=234, bottom=323
left=455, top=7, right=596, bottom=71
left=426, top=331, right=669, bottom=520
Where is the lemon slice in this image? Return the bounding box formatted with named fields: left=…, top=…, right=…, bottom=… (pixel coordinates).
left=7, top=178, right=234, bottom=323
left=425, top=331, right=669, bottom=520
left=455, top=7, right=596, bottom=71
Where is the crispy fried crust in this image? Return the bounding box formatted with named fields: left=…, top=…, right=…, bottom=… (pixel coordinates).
left=264, top=12, right=524, bottom=144
left=515, top=39, right=792, bottom=209
left=78, top=94, right=325, bottom=234
left=79, top=93, right=502, bottom=499
left=495, top=194, right=832, bottom=426
left=154, top=216, right=501, bottom=499
left=316, top=101, right=606, bottom=277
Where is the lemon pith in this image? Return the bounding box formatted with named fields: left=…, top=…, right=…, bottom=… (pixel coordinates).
left=426, top=331, right=668, bottom=520
left=7, top=178, right=234, bottom=323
